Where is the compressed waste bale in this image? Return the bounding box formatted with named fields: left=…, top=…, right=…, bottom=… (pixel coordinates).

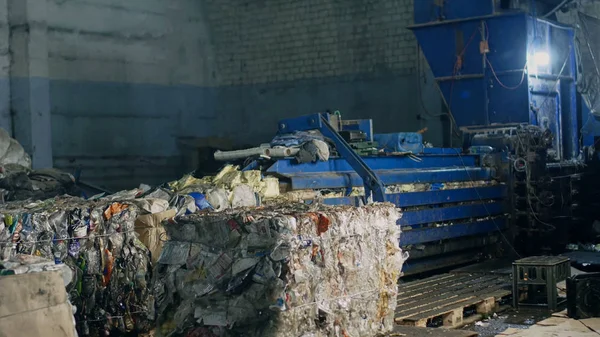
left=0, top=268, right=77, bottom=337
left=0, top=197, right=154, bottom=336
left=278, top=180, right=499, bottom=203
left=154, top=203, right=406, bottom=337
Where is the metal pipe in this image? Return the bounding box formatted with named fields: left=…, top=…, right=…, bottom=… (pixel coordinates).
left=214, top=144, right=270, bottom=161
left=435, top=74, right=484, bottom=82
left=263, top=147, right=300, bottom=157
left=214, top=146, right=301, bottom=161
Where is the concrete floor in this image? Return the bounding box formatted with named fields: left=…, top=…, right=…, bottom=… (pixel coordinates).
left=465, top=309, right=550, bottom=337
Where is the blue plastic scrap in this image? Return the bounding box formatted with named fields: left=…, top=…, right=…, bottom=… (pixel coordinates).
left=189, top=192, right=214, bottom=210
left=374, top=133, right=424, bottom=154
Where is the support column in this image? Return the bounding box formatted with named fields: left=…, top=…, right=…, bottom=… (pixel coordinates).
left=8, top=0, right=52, bottom=168
left=0, top=0, right=11, bottom=133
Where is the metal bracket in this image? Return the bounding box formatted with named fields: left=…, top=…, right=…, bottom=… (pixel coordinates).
left=316, top=114, right=386, bottom=203
left=275, top=112, right=386, bottom=203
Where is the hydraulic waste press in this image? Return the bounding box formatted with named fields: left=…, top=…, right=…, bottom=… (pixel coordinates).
left=245, top=0, right=600, bottom=275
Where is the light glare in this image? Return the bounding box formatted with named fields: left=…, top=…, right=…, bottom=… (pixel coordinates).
left=533, top=51, right=550, bottom=66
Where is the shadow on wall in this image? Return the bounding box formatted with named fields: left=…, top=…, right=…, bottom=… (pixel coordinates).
left=47, top=74, right=446, bottom=191
left=49, top=79, right=219, bottom=191
left=212, top=73, right=428, bottom=146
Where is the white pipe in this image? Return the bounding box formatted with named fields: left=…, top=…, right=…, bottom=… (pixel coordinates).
left=214, top=145, right=298, bottom=161
left=214, top=144, right=268, bottom=161
left=263, top=147, right=300, bottom=157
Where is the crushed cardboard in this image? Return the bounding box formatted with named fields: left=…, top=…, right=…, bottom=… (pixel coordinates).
left=154, top=203, right=406, bottom=337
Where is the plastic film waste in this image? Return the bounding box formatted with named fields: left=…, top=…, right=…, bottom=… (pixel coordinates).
left=154, top=203, right=407, bottom=337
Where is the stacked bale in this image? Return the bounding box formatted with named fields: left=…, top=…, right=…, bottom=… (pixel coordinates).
left=0, top=197, right=154, bottom=336
left=154, top=203, right=406, bottom=337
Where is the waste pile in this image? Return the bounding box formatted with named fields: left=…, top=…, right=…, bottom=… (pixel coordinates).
left=0, top=164, right=283, bottom=336
left=0, top=128, right=32, bottom=169
left=168, top=165, right=280, bottom=210
left=154, top=203, right=406, bottom=337
left=0, top=127, right=81, bottom=202
left=0, top=167, right=81, bottom=202
left=0, top=197, right=154, bottom=336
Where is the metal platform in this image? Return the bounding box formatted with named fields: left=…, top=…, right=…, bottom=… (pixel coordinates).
left=395, top=274, right=512, bottom=328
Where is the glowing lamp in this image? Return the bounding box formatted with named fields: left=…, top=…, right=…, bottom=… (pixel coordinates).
left=533, top=51, right=550, bottom=66
left=530, top=36, right=550, bottom=67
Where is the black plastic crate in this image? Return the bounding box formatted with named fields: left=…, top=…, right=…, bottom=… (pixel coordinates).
left=512, top=256, right=570, bottom=311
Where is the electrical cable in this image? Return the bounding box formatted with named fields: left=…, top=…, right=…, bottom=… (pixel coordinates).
left=453, top=149, right=522, bottom=258
left=514, top=131, right=558, bottom=228
left=439, top=25, right=483, bottom=140
left=542, top=0, right=574, bottom=19
left=527, top=198, right=557, bottom=230
left=482, top=21, right=528, bottom=90
left=448, top=27, right=480, bottom=110
left=417, top=45, right=446, bottom=119
left=529, top=46, right=573, bottom=117
left=486, top=59, right=528, bottom=90
left=80, top=311, right=148, bottom=323
left=0, top=230, right=136, bottom=245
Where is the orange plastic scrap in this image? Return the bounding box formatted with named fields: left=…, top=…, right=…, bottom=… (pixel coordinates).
left=103, top=203, right=129, bottom=220
left=307, top=213, right=319, bottom=225
left=316, top=213, right=330, bottom=236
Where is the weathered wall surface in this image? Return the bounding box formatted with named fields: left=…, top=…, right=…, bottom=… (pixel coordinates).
left=0, top=0, right=451, bottom=190
left=45, top=0, right=216, bottom=189
left=0, top=0, right=9, bottom=135
left=202, top=0, right=443, bottom=146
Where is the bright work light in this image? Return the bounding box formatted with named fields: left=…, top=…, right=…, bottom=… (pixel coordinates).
left=533, top=51, right=550, bottom=66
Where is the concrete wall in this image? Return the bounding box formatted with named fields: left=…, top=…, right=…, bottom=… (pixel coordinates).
left=45, top=0, right=216, bottom=189
left=0, top=1, right=10, bottom=135
left=49, top=0, right=446, bottom=189
left=0, top=0, right=449, bottom=190
left=202, top=0, right=445, bottom=146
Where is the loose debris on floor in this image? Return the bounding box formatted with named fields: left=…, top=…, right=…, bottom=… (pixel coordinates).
left=390, top=325, right=478, bottom=336
left=495, top=313, right=600, bottom=336
left=153, top=203, right=407, bottom=337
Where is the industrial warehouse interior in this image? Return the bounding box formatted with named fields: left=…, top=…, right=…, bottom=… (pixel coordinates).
left=2, top=0, right=600, bottom=336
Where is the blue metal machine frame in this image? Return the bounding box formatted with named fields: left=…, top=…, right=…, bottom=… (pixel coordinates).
left=243, top=1, right=600, bottom=275
left=255, top=112, right=507, bottom=275
left=411, top=2, right=581, bottom=161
